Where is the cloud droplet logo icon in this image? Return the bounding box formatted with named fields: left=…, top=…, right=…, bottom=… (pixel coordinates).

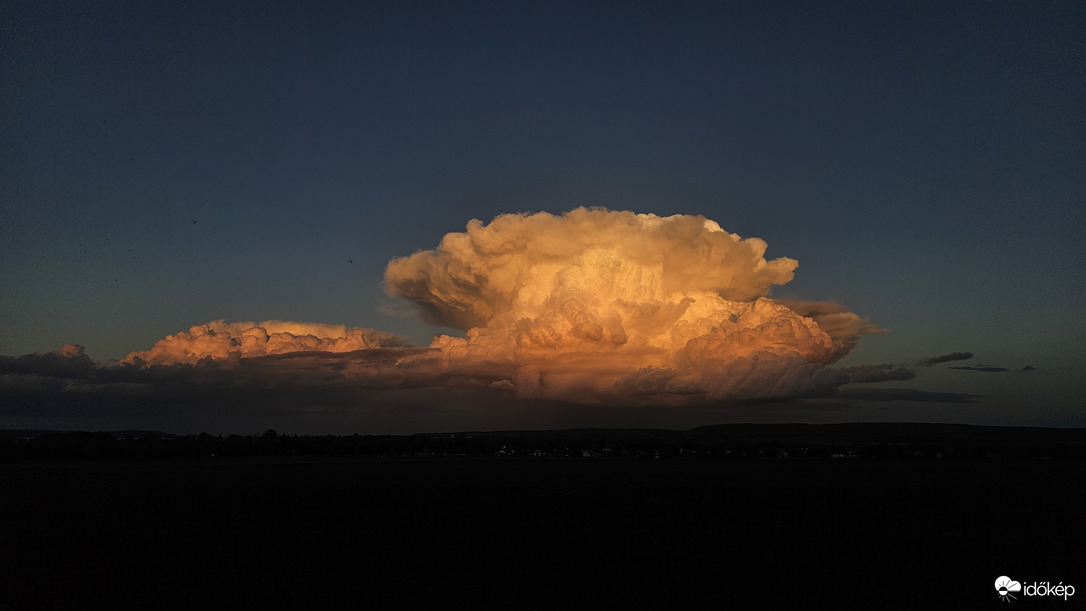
left=995, top=576, right=1022, bottom=602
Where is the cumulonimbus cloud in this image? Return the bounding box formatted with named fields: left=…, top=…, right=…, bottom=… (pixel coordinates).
left=382, top=207, right=883, bottom=404
left=76, top=208, right=886, bottom=408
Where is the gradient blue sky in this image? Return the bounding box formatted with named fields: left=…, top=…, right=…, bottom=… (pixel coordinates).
left=2, top=1, right=1083, bottom=430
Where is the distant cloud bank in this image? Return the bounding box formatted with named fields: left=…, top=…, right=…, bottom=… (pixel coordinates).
left=124, top=320, right=408, bottom=365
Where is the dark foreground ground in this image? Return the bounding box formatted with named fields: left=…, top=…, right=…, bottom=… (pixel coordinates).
left=1, top=457, right=1082, bottom=610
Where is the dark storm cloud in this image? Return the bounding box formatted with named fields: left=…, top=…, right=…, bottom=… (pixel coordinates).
left=1, top=345, right=980, bottom=425
left=911, top=352, right=1032, bottom=374
left=0, top=348, right=470, bottom=432
left=915, top=352, right=974, bottom=367
left=0, top=344, right=97, bottom=379
left=2, top=342, right=1016, bottom=434
left=829, top=387, right=981, bottom=404
left=836, top=364, right=917, bottom=384
left=948, top=365, right=1037, bottom=373
left=1, top=345, right=516, bottom=414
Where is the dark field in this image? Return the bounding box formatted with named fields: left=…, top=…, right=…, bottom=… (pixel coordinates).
left=2, top=457, right=1082, bottom=610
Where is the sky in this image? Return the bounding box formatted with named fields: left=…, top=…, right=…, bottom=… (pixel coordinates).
left=2, top=0, right=1083, bottom=434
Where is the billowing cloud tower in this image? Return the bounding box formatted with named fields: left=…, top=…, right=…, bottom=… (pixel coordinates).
left=385, top=207, right=881, bottom=404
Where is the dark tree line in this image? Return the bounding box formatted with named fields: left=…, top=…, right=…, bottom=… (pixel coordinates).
left=1, top=426, right=1083, bottom=462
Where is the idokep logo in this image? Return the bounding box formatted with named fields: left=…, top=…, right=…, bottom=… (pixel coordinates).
left=996, top=576, right=1022, bottom=601
left=995, top=576, right=1076, bottom=602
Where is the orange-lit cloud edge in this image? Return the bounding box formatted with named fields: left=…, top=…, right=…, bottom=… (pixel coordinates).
left=119, top=207, right=887, bottom=406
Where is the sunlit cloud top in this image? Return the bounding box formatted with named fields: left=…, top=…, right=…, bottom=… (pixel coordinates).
left=124, top=320, right=408, bottom=365
left=385, top=207, right=799, bottom=331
